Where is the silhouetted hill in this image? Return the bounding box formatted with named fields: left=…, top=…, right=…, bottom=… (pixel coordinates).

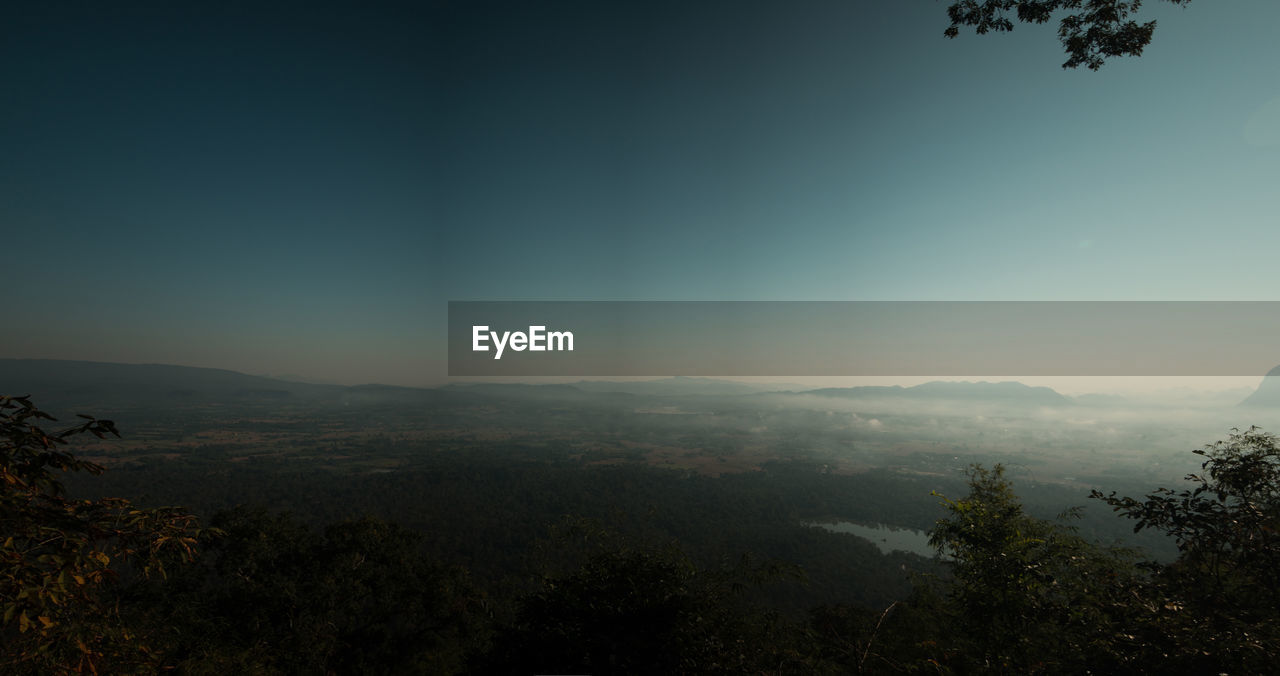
left=0, top=359, right=490, bottom=415
left=1240, top=365, right=1280, bottom=407
left=0, top=359, right=330, bottom=408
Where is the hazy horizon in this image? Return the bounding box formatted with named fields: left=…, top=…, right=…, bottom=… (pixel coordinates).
left=1, top=355, right=1268, bottom=398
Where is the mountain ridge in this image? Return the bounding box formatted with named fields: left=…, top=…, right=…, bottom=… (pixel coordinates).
left=1240, top=365, right=1280, bottom=407
left=4, top=358, right=1088, bottom=408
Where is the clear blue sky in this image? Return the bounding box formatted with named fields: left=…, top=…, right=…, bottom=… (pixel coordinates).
left=3, top=1, right=1278, bottom=385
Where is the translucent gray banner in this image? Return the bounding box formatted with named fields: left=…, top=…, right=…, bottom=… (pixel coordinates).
left=447, top=301, right=1280, bottom=376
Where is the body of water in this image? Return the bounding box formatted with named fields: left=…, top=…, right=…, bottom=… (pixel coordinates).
left=809, top=521, right=937, bottom=558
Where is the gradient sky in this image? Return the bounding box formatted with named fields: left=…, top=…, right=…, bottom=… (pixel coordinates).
left=3, top=1, right=1279, bottom=386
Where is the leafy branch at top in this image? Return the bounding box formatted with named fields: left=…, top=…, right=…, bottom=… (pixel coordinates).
left=944, top=0, right=1193, bottom=70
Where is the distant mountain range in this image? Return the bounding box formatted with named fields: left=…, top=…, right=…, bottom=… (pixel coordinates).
left=804, top=380, right=1072, bottom=406
left=3, top=360, right=1072, bottom=408
left=6, top=359, right=1280, bottom=411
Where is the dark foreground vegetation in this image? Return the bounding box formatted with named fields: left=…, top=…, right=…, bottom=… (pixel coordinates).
left=4, top=394, right=1279, bottom=674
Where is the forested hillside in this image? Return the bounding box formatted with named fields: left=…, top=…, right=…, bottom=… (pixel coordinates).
left=6, top=392, right=1280, bottom=673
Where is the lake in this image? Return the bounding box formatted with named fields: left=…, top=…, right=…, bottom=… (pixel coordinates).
left=808, top=521, right=938, bottom=558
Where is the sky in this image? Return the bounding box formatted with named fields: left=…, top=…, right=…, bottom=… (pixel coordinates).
left=3, top=1, right=1279, bottom=387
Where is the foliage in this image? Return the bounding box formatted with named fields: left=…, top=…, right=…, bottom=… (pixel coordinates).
left=1092, top=426, right=1280, bottom=672
left=484, top=517, right=804, bottom=674
left=0, top=395, right=207, bottom=674
left=884, top=433, right=1280, bottom=673
left=925, top=464, right=1139, bottom=672
left=943, top=0, right=1193, bottom=69
left=136, top=507, right=490, bottom=675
